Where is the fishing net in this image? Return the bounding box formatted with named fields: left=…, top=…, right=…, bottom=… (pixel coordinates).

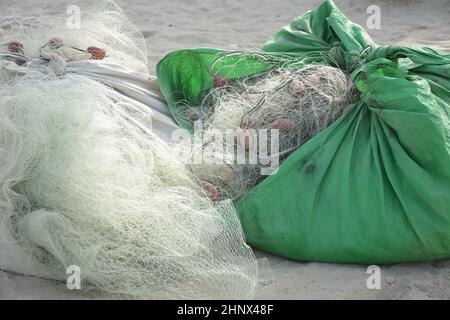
left=0, top=1, right=257, bottom=299
left=180, top=62, right=355, bottom=200
left=0, top=71, right=257, bottom=299
left=0, top=0, right=148, bottom=73
left=156, top=0, right=450, bottom=265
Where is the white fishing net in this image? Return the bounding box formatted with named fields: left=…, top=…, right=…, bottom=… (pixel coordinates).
left=181, top=63, right=355, bottom=200
left=0, top=0, right=148, bottom=73
left=0, top=72, right=257, bottom=299
left=0, top=1, right=257, bottom=299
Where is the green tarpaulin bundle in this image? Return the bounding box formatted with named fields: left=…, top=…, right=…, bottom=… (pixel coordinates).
left=157, top=0, right=450, bottom=264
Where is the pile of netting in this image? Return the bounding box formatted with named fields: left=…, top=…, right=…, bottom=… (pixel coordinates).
left=179, top=63, right=356, bottom=201
left=0, top=1, right=257, bottom=299
left=0, top=0, right=147, bottom=72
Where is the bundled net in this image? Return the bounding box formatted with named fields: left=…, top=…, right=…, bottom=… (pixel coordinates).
left=179, top=57, right=357, bottom=201
left=0, top=1, right=257, bottom=299
left=0, top=72, right=257, bottom=299
left=0, top=0, right=148, bottom=73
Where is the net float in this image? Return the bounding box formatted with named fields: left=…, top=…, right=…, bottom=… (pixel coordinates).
left=189, top=110, right=200, bottom=122
left=290, top=79, right=305, bottom=95
left=49, top=37, right=64, bottom=49
left=87, top=46, right=107, bottom=60
left=201, top=181, right=220, bottom=202
left=306, top=74, right=320, bottom=85
left=271, top=118, right=294, bottom=133
left=267, top=104, right=281, bottom=116
left=213, top=76, right=231, bottom=88
left=6, top=41, right=23, bottom=54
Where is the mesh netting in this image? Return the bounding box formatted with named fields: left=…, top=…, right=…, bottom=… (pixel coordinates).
left=181, top=64, right=356, bottom=200
left=0, top=72, right=257, bottom=299
left=0, top=0, right=148, bottom=73
left=0, top=1, right=257, bottom=299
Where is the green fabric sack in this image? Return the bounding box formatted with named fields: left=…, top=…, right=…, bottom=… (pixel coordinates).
left=156, top=0, right=450, bottom=263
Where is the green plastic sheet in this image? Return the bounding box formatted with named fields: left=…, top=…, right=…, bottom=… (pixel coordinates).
left=157, top=0, right=450, bottom=263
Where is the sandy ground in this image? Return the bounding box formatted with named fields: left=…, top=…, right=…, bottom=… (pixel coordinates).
left=2, top=254, right=450, bottom=300
left=0, top=0, right=449, bottom=299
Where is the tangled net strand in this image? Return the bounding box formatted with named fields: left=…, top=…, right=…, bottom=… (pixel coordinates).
left=184, top=62, right=355, bottom=200
left=0, top=1, right=257, bottom=299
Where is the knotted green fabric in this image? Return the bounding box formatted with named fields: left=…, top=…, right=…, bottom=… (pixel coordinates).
left=157, top=0, right=450, bottom=263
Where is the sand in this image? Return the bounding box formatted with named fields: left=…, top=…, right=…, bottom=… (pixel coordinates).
left=0, top=0, right=449, bottom=300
